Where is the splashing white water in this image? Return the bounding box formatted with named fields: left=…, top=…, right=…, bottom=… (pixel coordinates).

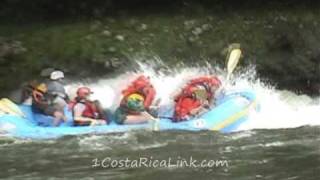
left=230, top=68, right=320, bottom=130
left=238, top=88, right=320, bottom=130
left=66, top=62, right=320, bottom=131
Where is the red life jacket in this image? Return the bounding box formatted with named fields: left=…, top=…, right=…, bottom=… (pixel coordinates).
left=174, top=96, right=201, bottom=122
left=121, top=75, right=156, bottom=109
left=69, top=100, right=99, bottom=119
left=183, top=76, right=221, bottom=103
left=173, top=76, right=221, bottom=122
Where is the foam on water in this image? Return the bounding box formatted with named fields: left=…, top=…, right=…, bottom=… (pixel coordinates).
left=233, top=73, right=320, bottom=130
left=66, top=61, right=320, bottom=131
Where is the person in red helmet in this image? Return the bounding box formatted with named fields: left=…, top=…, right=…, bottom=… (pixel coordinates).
left=69, top=87, right=108, bottom=126
left=173, top=76, right=222, bottom=122
left=115, top=75, right=158, bottom=124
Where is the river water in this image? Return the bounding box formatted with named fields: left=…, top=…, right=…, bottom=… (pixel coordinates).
left=0, top=64, right=319, bottom=180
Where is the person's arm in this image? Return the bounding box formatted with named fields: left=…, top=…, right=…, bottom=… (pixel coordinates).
left=73, top=103, right=106, bottom=125
left=189, top=100, right=210, bottom=116
left=141, top=111, right=157, bottom=121
left=143, top=86, right=156, bottom=108
left=189, top=106, right=203, bottom=116
left=93, top=100, right=109, bottom=123
left=73, top=104, right=95, bottom=122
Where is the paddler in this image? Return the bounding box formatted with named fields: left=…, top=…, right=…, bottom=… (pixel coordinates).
left=114, top=75, right=158, bottom=124
left=31, top=70, right=70, bottom=126
left=31, top=83, right=67, bottom=126
left=173, top=76, right=221, bottom=122
left=46, top=70, right=69, bottom=111
left=20, top=80, right=39, bottom=104
left=69, top=87, right=108, bottom=126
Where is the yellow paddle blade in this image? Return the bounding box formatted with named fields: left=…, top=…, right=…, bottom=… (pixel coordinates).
left=0, top=101, right=17, bottom=116
left=226, top=48, right=242, bottom=81
left=0, top=98, right=25, bottom=117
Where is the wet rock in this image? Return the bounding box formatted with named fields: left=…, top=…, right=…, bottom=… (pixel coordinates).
left=207, top=16, right=214, bottom=21
left=136, top=23, right=148, bottom=32
left=107, top=18, right=115, bottom=23
left=264, top=25, right=273, bottom=29
left=139, top=41, right=145, bottom=46
left=108, top=47, right=116, bottom=52
left=104, top=57, right=123, bottom=68
left=187, top=36, right=198, bottom=43
left=256, top=175, right=263, bottom=178
left=201, top=24, right=211, bottom=31
left=279, top=15, right=288, bottom=22
left=115, top=35, right=125, bottom=41
left=90, top=20, right=102, bottom=31
left=313, top=21, right=318, bottom=27
left=140, top=24, right=148, bottom=31
left=93, top=9, right=103, bottom=18
left=129, top=18, right=138, bottom=26
left=184, top=20, right=196, bottom=30
left=192, top=27, right=203, bottom=36
left=101, top=30, right=112, bottom=37
left=299, top=24, right=304, bottom=29
left=84, top=35, right=93, bottom=40
left=0, top=38, right=27, bottom=59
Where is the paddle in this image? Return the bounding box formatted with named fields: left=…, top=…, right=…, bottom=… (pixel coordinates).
left=1, top=98, right=26, bottom=118
left=151, top=116, right=160, bottom=131
left=0, top=98, right=26, bottom=118
left=142, top=111, right=159, bottom=131
left=0, top=101, right=16, bottom=115
left=158, top=116, right=174, bottom=120
left=226, top=48, right=242, bottom=82
left=215, top=46, right=242, bottom=98
left=151, top=98, right=162, bottom=131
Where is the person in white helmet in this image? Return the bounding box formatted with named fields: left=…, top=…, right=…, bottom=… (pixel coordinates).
left=47, top=70, right=67, bottom=99
left=44, top=70, right=69, bottom=126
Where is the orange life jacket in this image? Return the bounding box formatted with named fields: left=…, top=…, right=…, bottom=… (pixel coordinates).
left=121, top=75, right=156, bottom=110
left=184, top=76, right=221, bottom=102
left=173, top=76, right=221, bottom=122
left=174, top=95, right=201, bottom=122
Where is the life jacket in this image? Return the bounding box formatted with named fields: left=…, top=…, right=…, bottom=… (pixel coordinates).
left=173, top=76, right=221, bottom=122
left=120, top=75, right=156, bottom=110
left=181, top=76, right=221, bottom=103
left=173, top=95, right=201, bottom=122
left=69, top=99, right=99, bottom=123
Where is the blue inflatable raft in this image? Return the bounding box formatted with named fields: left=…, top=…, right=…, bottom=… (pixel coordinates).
left=0, top=90, right=258, bottom=139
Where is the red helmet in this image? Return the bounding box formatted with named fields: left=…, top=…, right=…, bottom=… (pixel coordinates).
left=77, top=87, right=92, bottom=99
left=136, top=75, right=149, bottom=82
left=134, top=75, right=150, bottom=89
left=210, top=76, right=222, bottom=87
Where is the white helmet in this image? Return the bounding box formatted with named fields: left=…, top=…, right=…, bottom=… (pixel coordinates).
left=50, top=70, right=64, bottom=80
